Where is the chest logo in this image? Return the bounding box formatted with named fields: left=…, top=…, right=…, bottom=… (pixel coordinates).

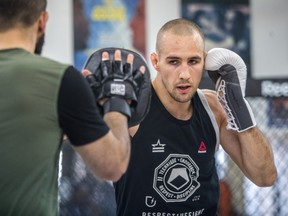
left=153, top=154, right=200, bottom=202
left=198, top=141, right=207, bottom=153
left=152, top=139, right=166, bottom=153
left=145, top=196, right=157, bottom=207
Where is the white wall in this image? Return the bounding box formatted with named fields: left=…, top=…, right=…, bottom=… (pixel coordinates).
left=43, top=0, right=73, bottom=64
left=146, top=0, right=180, bottom=77
left=43, top=0, right=288, bottom=79
left=251, top=0, right=288, bottom=79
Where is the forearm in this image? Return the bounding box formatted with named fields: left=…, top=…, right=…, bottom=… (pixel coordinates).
left=103, top=112, right=131, bottom=174
left=238, top=127, right=277, bottom=186
left=74, top=112, right=130, bottom=182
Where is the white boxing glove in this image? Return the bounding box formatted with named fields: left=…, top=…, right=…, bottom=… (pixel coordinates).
left=205, top=48, right=256, bottom=132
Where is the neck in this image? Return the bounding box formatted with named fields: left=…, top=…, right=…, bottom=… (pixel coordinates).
left=0, top=27, right=37, bottom=53
left=152, top=79, right=193, bottom=120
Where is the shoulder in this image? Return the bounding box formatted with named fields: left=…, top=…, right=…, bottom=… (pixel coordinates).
left=31, top=54, right=71, bottom=72
left=198, top=89, right=217, bottom=103
left=129, top=125, right=139, bottom=137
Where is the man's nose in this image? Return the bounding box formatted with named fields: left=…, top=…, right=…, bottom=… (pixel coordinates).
left=179, top=64, right=191, bottom=79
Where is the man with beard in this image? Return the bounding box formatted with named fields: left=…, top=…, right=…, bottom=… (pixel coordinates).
left=0, top=0, right=149, bottom=215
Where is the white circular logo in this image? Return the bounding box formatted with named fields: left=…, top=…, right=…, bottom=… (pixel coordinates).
left=153, top=154, right=200, bottom=202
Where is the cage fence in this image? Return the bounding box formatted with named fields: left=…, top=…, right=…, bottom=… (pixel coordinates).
left=58, top=96, right=288, bottom=216
left=216, top=97, right=288, bottom=216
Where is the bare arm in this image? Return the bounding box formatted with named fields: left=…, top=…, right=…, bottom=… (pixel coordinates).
left=73, top=112, right=130, bottom=182
left=204, top=89, right=277, bottom=186
left=220, top=125, right=277, bottom=186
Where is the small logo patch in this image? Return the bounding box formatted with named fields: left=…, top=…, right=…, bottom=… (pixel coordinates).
left=152, top=139, right=166, bottom=153
left=111, top=83, right=125, bottom=95
left=145, top=196, right=157, bottom=207
left=198, top=141, right=207, bottom=153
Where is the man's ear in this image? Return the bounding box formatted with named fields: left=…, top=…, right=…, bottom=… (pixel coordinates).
left=38, top=11, right=49, bottom=34
left=204, top=51, right=208, bottom=60
left=150, top=52, right=159, bottom=70
left=202, top=51, right=208, bottom=71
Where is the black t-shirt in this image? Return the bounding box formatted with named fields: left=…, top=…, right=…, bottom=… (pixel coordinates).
left=58, top=66, right=109, bottom=146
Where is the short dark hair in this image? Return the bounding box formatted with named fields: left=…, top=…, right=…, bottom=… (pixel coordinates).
left=156, top=18, right=205, bottom=53
left=0, top=0, right=47, bottom=32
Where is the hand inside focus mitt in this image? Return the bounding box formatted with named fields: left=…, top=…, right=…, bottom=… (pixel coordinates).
left=83, top=48, right=151, bottom=127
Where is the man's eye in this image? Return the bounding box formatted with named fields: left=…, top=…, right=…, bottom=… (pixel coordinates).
left=169, top=60, right=178, bottom=65
left=189, top=60, right=198, bottom=65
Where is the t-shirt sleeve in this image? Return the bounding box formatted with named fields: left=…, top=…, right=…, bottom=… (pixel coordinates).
left=58, top=66, right=109, bottom=146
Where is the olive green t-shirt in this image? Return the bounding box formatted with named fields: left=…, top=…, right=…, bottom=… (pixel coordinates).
left=0, top=48, right=68, bottom=216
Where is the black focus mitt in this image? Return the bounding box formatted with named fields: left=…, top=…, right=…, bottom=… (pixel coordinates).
left=84, top=47, right=151, bottom=127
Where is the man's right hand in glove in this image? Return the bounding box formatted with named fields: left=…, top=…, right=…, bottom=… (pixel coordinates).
left=83, top=49, right=144, bottom=116
left=83, top=47, right=151, bottom=127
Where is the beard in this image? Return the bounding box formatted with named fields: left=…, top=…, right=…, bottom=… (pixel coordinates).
left=34, top=33, right=45, bottom=55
